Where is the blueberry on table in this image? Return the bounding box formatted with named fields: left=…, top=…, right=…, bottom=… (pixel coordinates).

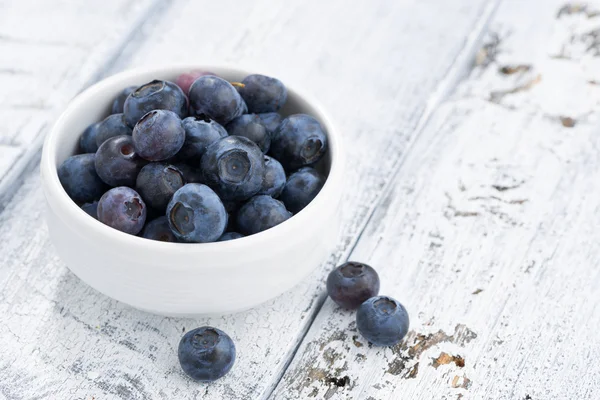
left=79, top=122, right=101, bottom=153
left=218, top=232, right=243, bottom=241
left=81, top=201, right=99, bottom=219
left=97, top=187, right=147, bottom=235
left=141, top=216, right=178, bottom=242
left=111, top=85, right=136, bottom=114
left=95, top=113, right=132, bottom=147
left=188, top=76, right=247, bottom=125
left=327, top=262, right=380, bottom=309
left=238, top=74, right=287, bottom=113
left=257, top=112, right=282, bottom=135
left=95, top=135, right=147, bottom=187
left=136, top=163, right=184, bottom=211
left=201, top=136, right=265, bottom=202
left=356, top=296, right=409, bottom=347
left=279, top=167, right=324, bottom=213
left=175, top=70, right=216, bottom=95
left=259, top=155, right=286, bottom=198
left=270, top=114, right=328, bottom=171
left=123, top=80, right=188, bottom=127
left=236, top=195, right=292, bottom=235
left=132, top=110, right=185, bottom=161
left=179, top=116, right=228, bottom=162
left=178, top=326, right=235, bottom=382
left=58, top=154, right=108, bottom=203
left=226, top=114, right=271, bottom=153
left=173, top=163, right=203, bottom=184
left=166, top=184, right=227, bottom=243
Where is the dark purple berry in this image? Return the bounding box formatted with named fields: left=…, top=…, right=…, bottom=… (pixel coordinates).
left=178, top=326, right=235, bottom=382
left=279, top=167, right=324, bottom=213
left=79, top=122, right=101, bottom=153
left=95, top=135, right=147, bottom=187
left=132, top=110, right=185, bottom=161
left=179, top=116, right=228, bottom=162
left=218, top=232, right=243, bottom=241
left=58, top=154, right=108, bottom=203
left=124, top=80, right=188, bottom=127
left=111, top=86, right=136, bottom=114
left=238, top=74, right=287, bottom=113
left=95, top=113, right=132, bottom=147
left=97, top=187, right=147, bottom=235
left=270, top=114, right=327, bottom=170
left=259, top=156, right=286, bottom=198
left=173, top=163, right=203, bottom=184
left=356, top=296, right=409, bottom=347
left=326, top=262, right=380, bottom=309
left=81, top=201, right=99, bottom=219
left=236, top=195, right=291, bottom=235
left=257, top=112, right=282, bottom=135
left=188, top=76, right=247, bottom=125
left=141, top=216, right=178, bottom=242
left=226, top=114, right=270, bottom=153
left=136, top=163, right=184, bottom=211
left=175, top=71, right=216, bottom=95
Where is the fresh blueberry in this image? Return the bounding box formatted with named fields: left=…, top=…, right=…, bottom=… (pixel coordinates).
left=58, top=154, right=108, bottom=203
left=259, top=156, right=286, bottom=198
left=236, top=195, right=292, bottom=235
left=279, top=167, right=324, bottom=213
left=238, top=74, right=287, bottom=113
left=188, top=76, right=247, bottom=125
left=201, top=136, right=265, bottom=202
left=270, top=114, right=328, bottom=170
left=141, top=216, right=178, bottom=242
left=173, top=163, right=203, bottom=184
left=226, top=114, right=270, bottom=153
left=175, top=70, right=216, bottom=95
left=327, top=262, right=380, bottom=309
left=257, top=112, right=282, bottom=135
left=111, top=86, right=136, bottom=114
left=81, top=201, right=99, bottom=219
left=79, top=122, right=101, bottom=153
left=95, top=135, right=147, bottom=187
left=178, top=326, right=236, bottom=382
left=95, top=113, right=133, bottom=147
left=97, top=187, right=147, bottom=235
left=124, top=80, right=188, bottom=127
left=136, top=163, right=185, bottom=211
left=132, top=110, right=185, bottom=161
left=218, top=232, right=243, bottom=241
left=166, top=184, right=227, bottom=243
left=179, top=116, right=228, bottom=162
left=356, top=296, right=409, bottom=347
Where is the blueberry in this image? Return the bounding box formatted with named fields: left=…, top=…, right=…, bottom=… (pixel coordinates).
left=356, top=296, right=409, bottom=347
left=179, top=116, right=228, bottom=162
left=166, top=184, right=227, bottom=243
left=58, top=154, right=108, bottom=203
left=141, top=216, right=178, bottom=242
left=95, top=135, right=147, bottom=187
left=132, top=110, right=185, bottom=161
left=97, top=187, right=147, bottom=235
left=270, top=114, right=327, bottom=170
left=124, top=80, right=188, bottom=127
left=327, top=262, right=380, bottom=309
left=81, top=201, right=99, bottom=219
left=226, top=114, right=270, bottom=153
left=188, top=76, right=247, bottom=125
left=236, top=195, right=292, bottom=235
left=279, top=167, right=324, bottom=213
left=238, top=74, right=287, bottom=113
left=95, top=113, right=133, bottom=147
left=178, top=326, right=235, bottom=382
left=257, top=112, right=282, bottom=135
left=173, top=163, right=203, bottom=184
left=175, top=70, right=216, bottom=95
left=111, top=86, right=136, bottom=114
left=201, top=136, right=265, bottom=202
left=259, top=156, right=286, bottom=198
left=218, top=232, right=243, bottom=241
left=136, top=163, right=185, bottom=211
left=79, top=122, right=101, bottom=153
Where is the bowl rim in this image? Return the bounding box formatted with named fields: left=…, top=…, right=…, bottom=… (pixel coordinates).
left=41, top=64, right=344, bottom=255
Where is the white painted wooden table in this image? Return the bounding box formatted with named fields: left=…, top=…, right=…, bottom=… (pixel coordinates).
left=1, top=0, right=600, bottom=399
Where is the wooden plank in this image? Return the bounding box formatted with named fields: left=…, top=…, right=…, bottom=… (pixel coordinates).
left=272, top=0, right=600, bottom=398
left=0, top=0, right=497, bottom=399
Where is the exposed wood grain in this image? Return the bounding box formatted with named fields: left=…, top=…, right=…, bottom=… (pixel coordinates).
left=0, top=0, right=496, bottom=399
left=272, top=0, right=600, bottom=398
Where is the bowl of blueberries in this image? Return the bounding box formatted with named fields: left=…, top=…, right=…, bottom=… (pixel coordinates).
left=40, top=65, right=344, bottom=316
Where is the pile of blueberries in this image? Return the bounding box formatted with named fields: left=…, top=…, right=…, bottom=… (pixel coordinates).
left=177, top=261, right=409, bottom=382
left=58, top=71, right=328, bottom=242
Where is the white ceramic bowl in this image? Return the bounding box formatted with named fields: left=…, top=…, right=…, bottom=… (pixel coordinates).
left=40, top=65, right=344, bottom=317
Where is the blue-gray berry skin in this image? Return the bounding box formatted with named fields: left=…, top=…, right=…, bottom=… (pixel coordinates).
left=179, top=116, right=228, bottom=162
left=95, top=113, right=133, bottom=147
left=218, top=232, right=243, bottom=241
left=327, top=262, right=380, bottom=309
left=279, top=167, right=324, bottom=213
left=97, top=187, right=147, bottom=235
left=259, top=156, right=286, bottom=198
left=132, top=110, right=185, bottom=161
left=111, top=86, right=136, bottom=114
left=136, top=163, right=184, bottom=211
left=95, top=135, right=147, bottom=187
left=81, top=201, right=99, bottom=219
left=79, top=122, right=101, bottom=153
left=201, top=136, right=265, bottom=202
left=58, top=154, right=108, bottom=203
left=166, top=184, right=227, bottom=243
left=270, top=114, right=328, bottom=171
left=141, top=216, right=178, bottom=242
left=238, top=74, right=287, bottom=113
left=124, top=80, right=188, bottom=127
left=226, top=114, right=271, bottom=153
left=173, top=163, right=203, bottom=184
left=236, top=195, right=292, bottom=235
left=178, top=326, right=236, bottom=382
left=257, top=112, right=282, bottom=135
left=356, top=296, right=409, bottom=347
left=188, top=76, right=247, bottom=125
